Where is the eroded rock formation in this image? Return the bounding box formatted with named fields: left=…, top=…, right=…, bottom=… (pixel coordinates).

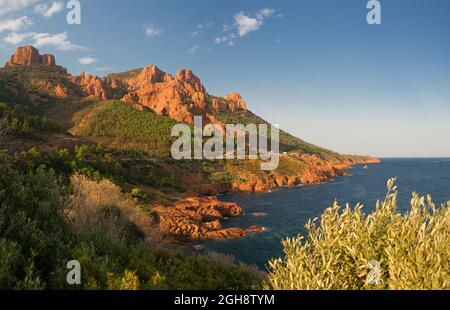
left=5, top=46, right=56, bottom=67
left=69, top=72, right=111, bottom=100
left=119, top=65, right=247, bottom=125
left=156, top=197, right=264, bottom=240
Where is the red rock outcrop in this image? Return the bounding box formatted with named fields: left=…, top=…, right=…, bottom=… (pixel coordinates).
left=211, top=95, right=247, bottom=113
left=156, top=196, right=264, bottom=240
left=5, top=46, right=56, bottom=67
left=69, top=72, right=110, bottom=100
left=120, top=64, right=248, bottom=125
left=31, top=80, right=74, bottom=97
left=121, top=65, right=210, bottom=124
left=41, top=54, right=56, bottom=66
left=230, top=154, right=380, bottom=193
left=222, top=92, right=248, bottom=112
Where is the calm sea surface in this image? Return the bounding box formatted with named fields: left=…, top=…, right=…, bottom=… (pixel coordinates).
left=200, top=158, right=450, bottom=268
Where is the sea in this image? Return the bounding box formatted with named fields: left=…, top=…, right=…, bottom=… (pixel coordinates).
left=200, top=158, right=450, bottom=269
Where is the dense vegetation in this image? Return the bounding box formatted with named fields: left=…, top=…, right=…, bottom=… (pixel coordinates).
left=0, top=102, right=60, bottom=137
left=75, top=102, right=179, bottom=156
left=0, top=150, right=262, bottom=289
left=12, top=145, right=186, bottom=196
left=264, top=179, right=450, bottom=290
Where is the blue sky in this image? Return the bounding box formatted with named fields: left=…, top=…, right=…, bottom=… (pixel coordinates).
left=1, top=0, right=449, bottom=157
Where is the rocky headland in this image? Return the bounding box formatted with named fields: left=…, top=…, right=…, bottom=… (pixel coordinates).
left=0, top=45, right=380, bottom=241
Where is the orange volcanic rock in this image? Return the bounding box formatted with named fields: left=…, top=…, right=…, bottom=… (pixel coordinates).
left=157, top=196, right=261, bottom=240
left=122, top=65, right=212, bottom=124
left=5, top=46, right=56, bottom=67
left=31, top=80, right=74, bottom=97
left=223, top=92, right=247, bottom=112
left=69, top=72, right=110, bottom=100
left=229, top=154, right=380, bottom=193
left=120, top=64, right=247, bottom=125
left=176, top=69, right=205, bottom=93
left=41, top=54, right=55, bottom=66
left=54, top=84, right=70, bottom=97
left=211, top=94, right=247, bottom=113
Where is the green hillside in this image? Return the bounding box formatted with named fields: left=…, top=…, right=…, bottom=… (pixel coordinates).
left=72, top=101, right=179, bottom=156
left=0, top=102, right=60, bottom=138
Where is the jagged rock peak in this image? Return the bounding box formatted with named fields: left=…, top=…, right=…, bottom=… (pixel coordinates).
left=69, top=72, right=110, bottom=100
left=138, top=64, right=174, bottom=83
left=176, top=69, right=204, bottom=92
left=5, top=46, right=56, bottom=67
left=211, top=94, right=247, bottom=113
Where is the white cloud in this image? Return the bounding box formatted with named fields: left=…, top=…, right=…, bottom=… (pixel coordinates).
left=34, top=1, right=63, bottom=18
left=144, top=25, right=162, bottom=37
left=234, top=12, right=263, bottom=37
left=78, top=57, right=97, bottom=65
left=256, top=8, right=275, bottom=20
left=4, top=32, right=35, bottom=44
left=0, top=0, right=38, bottom=16
left=189, top=23, right=212, bottom=37
left=188, top=45, right=200, bottom=54
left=214, top=33, right=236, bottom=46
left=32, top=32, right=89, bottom=51
left=0, top=16, right=33, bottom=33
left=215, top=8, right=277, bottom=46
left=3, top=30, right=88, bottom=51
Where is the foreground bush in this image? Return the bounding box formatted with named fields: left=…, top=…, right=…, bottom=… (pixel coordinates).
left=0, top=151, right=261, bottom=290
left=264, top=179, right=449, bottom=290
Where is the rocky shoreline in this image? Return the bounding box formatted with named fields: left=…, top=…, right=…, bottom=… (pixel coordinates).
left=156, top=158, right=380, bottom=241
left=155, top=196, right=264, bottom=240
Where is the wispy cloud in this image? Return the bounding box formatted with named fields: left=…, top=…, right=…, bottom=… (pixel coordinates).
left=144, top=25, right=162, bottom=37
left=214, top=33, right=236, bottom=46
left=0, top=16, right=33, bottom=33
left=32, top=32, right=89, bottom=51
left=95, top=66, right=115, bottom=72
left=235, top=8, right=275, bottom=37
left=188, top=45, right=200, bottom=54
left=4, top=31, right=35, bottom=44
left=214, top=8, right=277, bottom=46
left=256, top=8, right=276, bottom=20
left=3, top=30, right=88, bottom=51
left=0, top=0, right=38, bottom=16
left=78, top=57, right=97, bottom=65
left=34, top=1, right=63, bottom=18
left=189, top=23, right=212, bottom=37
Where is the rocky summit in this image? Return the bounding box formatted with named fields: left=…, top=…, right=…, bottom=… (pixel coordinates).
left=5, top=46, right=56, bottom=67
left=3, top=46, right=248, bottom=125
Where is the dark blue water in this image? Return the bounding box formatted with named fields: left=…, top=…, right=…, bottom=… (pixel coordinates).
left=200, top=159, right=450, bottom=268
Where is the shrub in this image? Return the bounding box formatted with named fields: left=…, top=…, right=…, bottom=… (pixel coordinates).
left=66, top=174, right=159, bottom=242
left=264, top=179, right=450, bottom=290
left=0, top=102, right=60, bottom=137
left=0, top=152, right=71, bottom=289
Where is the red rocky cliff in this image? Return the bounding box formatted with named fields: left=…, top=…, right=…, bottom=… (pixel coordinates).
left=5, top=46, right=56, bottom=67
left=69, top=72, right=110, bottom=100
left=121, top=65, right=247, bottom=125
